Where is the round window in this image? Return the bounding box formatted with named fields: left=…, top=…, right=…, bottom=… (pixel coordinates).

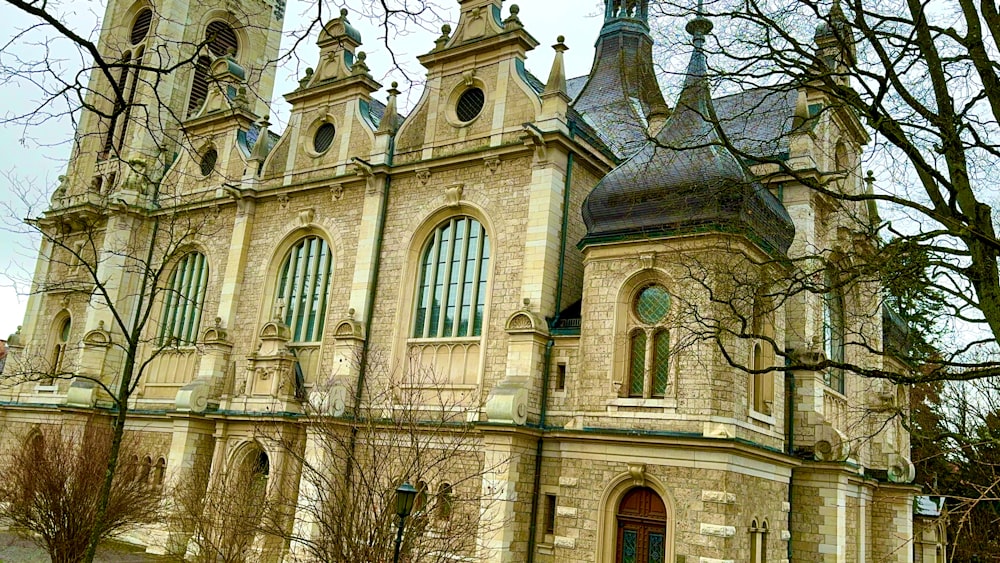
left=313, top=123, right=336, bottom=154
left=635, top=285, right=671, bottom=324
left=200, top=148, right=218, bottom=176
left=456, top=88, right=485, bottom=122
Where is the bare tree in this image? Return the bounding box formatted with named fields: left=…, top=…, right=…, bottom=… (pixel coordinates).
left=272, top=363, right=507, bottom=563
left=0, top=419, right=162, bottom=563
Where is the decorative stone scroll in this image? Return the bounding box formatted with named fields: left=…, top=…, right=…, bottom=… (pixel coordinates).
left=82, top=321, right=112, bottom=348
left=887, top=453, right=916, bottom=483
left=814, top=422, right=849, bottom=462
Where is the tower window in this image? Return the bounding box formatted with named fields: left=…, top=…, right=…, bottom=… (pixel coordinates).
left=205, top=21, right=239, bottom=57
left=822, top=270, right=845, bottom=393
left=130, top=8, right=153, bottom=45
left=313, top=123, right=336, bottom=153
left=187, top=21, right=239, bottom=117
left=623, top=284, right=671, bottom=398
left=455, top=88, right=485, bottom=122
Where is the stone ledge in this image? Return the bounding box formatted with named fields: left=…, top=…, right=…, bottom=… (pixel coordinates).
left=701, top=490, right=736, bottom=504
left=699, top=523, right=736, bottom=538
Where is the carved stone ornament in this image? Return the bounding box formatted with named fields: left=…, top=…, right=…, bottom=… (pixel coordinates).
left=484, top=156, right=501, bottom=174
left=277, top=193, right=290, bottom=210
left=640, top=253, right=656, bottom=270
left=814, top=422, right=849, bottom=462
left=333, top=316, right=365, bottom=341
left=175, top=378, right=211, bottom=413
left=504, top=310, right=547, bottom=335
left=521, top=125, right=547, bottom=164
left=444, top=183, right=465, bottom=207
left=298, top=207, right=316, bottom=225
left=416, top=168, right=431, bottom=185
left=628, top=463, right=647, bottom=486
left=202, top=317, right=229, bottom=344
left=330, top=184, right=344, bottom=201
left=82, top=321, right=112, bottom=348
left=462, top=69, right=477, bottom=87
left=887, top=453, right=916, bottom=484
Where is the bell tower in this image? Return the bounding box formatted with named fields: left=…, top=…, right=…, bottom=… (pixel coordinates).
left=57, top=0, right=283, bottom=202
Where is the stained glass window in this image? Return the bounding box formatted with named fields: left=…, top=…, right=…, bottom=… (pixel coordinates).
left=629, top=330, right=646, bottom=397
left=635, top=284, right=670, bottom=324
left=159, top=252, right=208, bottom=345
left=652, top=330, right=669, bottom=397
left=622, top=530, right=637, bottom=563
left=276, top=237, right=332, bottom=342
left=413, top=217, right=490, bottom=338
left=648, top=532, right=664, bottom=563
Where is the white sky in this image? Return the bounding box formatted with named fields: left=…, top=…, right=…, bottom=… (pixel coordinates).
left=0, top=1, right=607, bottom=339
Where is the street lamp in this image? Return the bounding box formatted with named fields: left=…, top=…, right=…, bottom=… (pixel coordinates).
left=393, top=482, right=417, bottom=563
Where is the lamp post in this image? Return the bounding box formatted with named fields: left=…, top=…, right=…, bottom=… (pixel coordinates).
left=393, top=482, right=417, bottom=563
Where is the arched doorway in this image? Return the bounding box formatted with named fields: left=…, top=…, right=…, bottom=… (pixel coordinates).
left=616, top=487, right=667, bottom=563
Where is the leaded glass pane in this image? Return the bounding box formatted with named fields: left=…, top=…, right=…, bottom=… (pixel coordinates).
left=159, top=252, right=208, bottom=345
left=648, top=532, right=664, bottom=563
left=652, top=330, right=669, bottom=397
left=622, top=530, right=637, bottom=563
left=636, top=285, right=671, bottom=324
left=412, top=217, right=490, bottom=338
left=276, top=237, right=332, bottom=342
left=629, top=331, right=646, bottom=397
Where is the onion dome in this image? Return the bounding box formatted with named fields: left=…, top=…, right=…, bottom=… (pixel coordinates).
left=581, top=10, right=794, bottom=255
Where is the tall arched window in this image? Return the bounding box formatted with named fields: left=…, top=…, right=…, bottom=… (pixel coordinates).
left=625, top=284, right=671, bottom=398
left=159, top=252, right=208, bottom=345
left=187, top=20, right=239, bottom=116
left=275, top=236, right=332, bottom=343
left=615, top=487, right=667, bottom=563
left=823, top=271, right=845, bottom=393
left=750, top=519, right=769, bottom=562
left=749, top=298, right=775, bottom=415
left=101, top=10, right=152, bottom=159
left=412, top=217, right=490, bottom=339
left=50, top=315, right=72, bottom=379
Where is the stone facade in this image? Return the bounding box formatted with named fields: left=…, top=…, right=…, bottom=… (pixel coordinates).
left=1, top=0, right=922, bottom=561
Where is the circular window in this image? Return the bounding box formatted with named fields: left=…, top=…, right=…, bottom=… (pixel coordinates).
left=635, top=285, right=671, bottom=324
left=313, top=123, right=336, bottom=154
left=200, top=148, right=218, bottom=176
left=456, top=88, right=485, bottom=122
left=131, top=8, right=153, bottom=45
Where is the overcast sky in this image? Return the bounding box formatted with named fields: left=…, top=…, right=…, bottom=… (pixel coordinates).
left=0, top=1, right=609, bottom=339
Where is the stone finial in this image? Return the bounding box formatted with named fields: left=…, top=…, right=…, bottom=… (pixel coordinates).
left=542, top=36, right=569, bottom=101
left=248, top=115, right=271, bottom=169
left=434, top=24, right=452, bottom=50
left=503, top=4, right=522, bottom=28
left=351, top=51, right=370, bottom=76
left=376, top=82, right=401, bottom=135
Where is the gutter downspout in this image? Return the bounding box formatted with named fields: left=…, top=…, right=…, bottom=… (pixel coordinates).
left=526, top=122, right=575, bottom=562
left=785, top=353, right=795, bottom=562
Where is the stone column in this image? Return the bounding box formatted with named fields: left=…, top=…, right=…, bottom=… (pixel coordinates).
left=476, top=429, right=540, bottom=563
left=791, top=466, right=850, bottom=561
left=871, top=484, right=916, bottom=563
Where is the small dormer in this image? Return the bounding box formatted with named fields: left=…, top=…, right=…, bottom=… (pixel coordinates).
left=393, top=0, right=543, bottom=161
left=267, top=10, right=386, bottom=182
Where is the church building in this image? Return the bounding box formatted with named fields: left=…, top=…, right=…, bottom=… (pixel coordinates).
left=1, top=0, right=925, bottom=560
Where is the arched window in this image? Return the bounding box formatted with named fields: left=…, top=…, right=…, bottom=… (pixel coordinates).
left=276, top=236, right=332, bottom=343
left=822, top=271, right=845, bottom=393
left=159, top=252, right=208, bottom=345
left=50, top=315, right=72, bottom=378
left=412, top=217, right=490, bottom=339
left=140, top=455, right=153, bottom=486
left=436, top=482, right=454, bottom=520
left=153, top=457, right=166, bottom=488
left=749, top=298, right=775, bottom=415
left=187, top=20, right=239, bottom=116
left=750, top=519, right=769, bottom=562
left=624, top=285, right=671, bottom=398
left=615, top=487, right=667, bottom=563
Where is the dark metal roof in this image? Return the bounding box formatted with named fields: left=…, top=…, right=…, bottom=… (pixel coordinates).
left=570, top=15, right=668, bottom=159
left=581, top=16, right=795, bottom=256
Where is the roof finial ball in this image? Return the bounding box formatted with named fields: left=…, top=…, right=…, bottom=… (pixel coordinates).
left=605, top=0, right=649, bottom=22
left=686, top=0, right=714, bottom=41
